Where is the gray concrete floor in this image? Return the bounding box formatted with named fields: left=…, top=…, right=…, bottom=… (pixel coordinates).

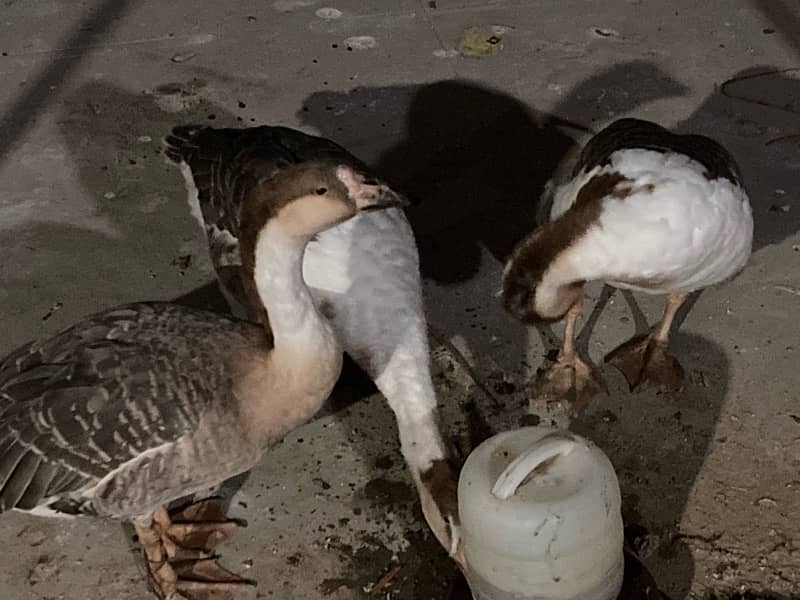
left=1, top=0, right=799, bottom=598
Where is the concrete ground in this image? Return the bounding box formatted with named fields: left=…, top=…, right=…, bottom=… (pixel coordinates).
left=1, top=0, right=799, bottom=598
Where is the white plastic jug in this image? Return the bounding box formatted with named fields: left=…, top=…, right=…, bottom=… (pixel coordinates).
left=458, top=426, right=624, bottom=600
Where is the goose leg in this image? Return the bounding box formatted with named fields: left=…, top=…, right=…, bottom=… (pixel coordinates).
left=532, top=301, right=608, bottom=414
left=136, top=502, right=255, bottom=600
left=605, top=292, right=687, bottom=391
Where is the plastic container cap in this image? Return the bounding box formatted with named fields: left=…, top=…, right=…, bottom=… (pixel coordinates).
left=458, top=426, right=624, bottom=600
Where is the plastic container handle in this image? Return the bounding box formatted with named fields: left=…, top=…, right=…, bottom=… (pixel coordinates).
left=491, top=434, right=578, bottom=499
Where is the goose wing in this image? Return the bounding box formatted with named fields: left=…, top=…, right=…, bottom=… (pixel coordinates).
left=0, top=303, right=257, bottom=515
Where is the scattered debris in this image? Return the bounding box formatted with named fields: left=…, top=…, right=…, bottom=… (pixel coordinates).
left=137, top=135, right=152, bottom=143
left=600, top=409, right=618, bottom=423
left=366, top=562, right=401, bottom=595
left=170, top=51, right=196, bottom=63
left=432, top=48, right=459, bottom=58
left=768, top=204, right=791, bottom=213
left=313, top=477, right=331, bottom=490
left=756, top=497, right=778, bottom=508
left=103, top=191, right=117, bottom=199
left=458, top=27, right=504, bottom=57
left=626, top=525, right=664, bottom=559
left=16, top=527, right=47, bottom=547
left=41, top=302, right=63, bottom=322
left=774, top=285, right=800, bottom=296
left=704, top=592, right=795, bottom=599
left=272, top=0, right=318, bottom=12
left=490, top=25, right=514, bottom=36
left=493, top=379, right=516, bottom=395
left=343, top=36, right=377, bottom=50
left=319, top=577, right=350, bottom=595
left=170, top=254, right=193, bottom=275
left=689, top=369, right=710, bottom=387
left=592, top=27, right=619, bottom=38
left=27, top=554, right=62, bottom=585
left=315, top=7, right=342, bottom=19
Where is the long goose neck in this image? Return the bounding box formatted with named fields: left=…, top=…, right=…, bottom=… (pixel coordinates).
left=504, top=215, right=593, bottom=321
left=252, top=222, right=332, bottom=352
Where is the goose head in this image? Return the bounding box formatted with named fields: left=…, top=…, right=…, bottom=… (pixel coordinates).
left=501, top=224, right=586, bottom=323
left=237, top=161, right=407, bottom=327
left=240, top=161, right=407, bottom=242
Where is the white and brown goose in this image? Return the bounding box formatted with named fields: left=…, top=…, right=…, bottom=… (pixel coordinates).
left=503, top=118, right=753, bottom=411
left=163, top=125, right=461, bottom=562
left=0, top=162, right=403, bottom=599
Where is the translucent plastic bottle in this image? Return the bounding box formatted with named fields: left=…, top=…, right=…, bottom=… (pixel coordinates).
left=458, top=426, right=624, bottom=600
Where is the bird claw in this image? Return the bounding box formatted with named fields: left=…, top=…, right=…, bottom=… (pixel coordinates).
left=605, top=334, right=684, bottom=392
left=138, top=500, right=253, bottom=600
left=531, top=353, right=608, bottom=416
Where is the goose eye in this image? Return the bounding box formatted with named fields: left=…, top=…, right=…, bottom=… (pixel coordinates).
left=316, top=187, right=327, bottom=195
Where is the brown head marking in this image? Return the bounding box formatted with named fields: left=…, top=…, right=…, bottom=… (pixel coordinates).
left=237, top=161, right=357, bottom=327
left=420, top=459, right=460, bottom=519
left=237, top=162, right=406, bottom=327
left=502, top=172, right=632, bottom=323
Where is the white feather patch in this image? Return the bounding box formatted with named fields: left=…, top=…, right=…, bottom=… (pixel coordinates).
left=179, top=162, right=205, bottom=230
left=561, top=149, right=752, bottom=293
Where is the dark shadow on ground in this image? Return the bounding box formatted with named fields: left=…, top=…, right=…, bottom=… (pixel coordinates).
left=0, top=0, right=137, bottom=162
left=300, top=61, right=688, bottom=284
left=676, top=65, right=800, bottom=253
left=750, top=0, right=800, bottom=58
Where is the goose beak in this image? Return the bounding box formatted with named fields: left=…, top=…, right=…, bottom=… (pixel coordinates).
left=336, top=165, right=410, bottom=211
left=358, top=185, right=410, bottom=211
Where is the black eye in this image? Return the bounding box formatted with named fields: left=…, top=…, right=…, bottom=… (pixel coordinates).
left=316, top=187, right=327, bottom=195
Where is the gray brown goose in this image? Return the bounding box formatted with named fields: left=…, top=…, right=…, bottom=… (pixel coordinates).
left=0, top=161, right=404, bottom=599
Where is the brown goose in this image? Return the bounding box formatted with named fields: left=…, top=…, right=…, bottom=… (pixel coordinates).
left=0, top=161, right=404, bottom=599
left=503, top=118, right=752, bottom=412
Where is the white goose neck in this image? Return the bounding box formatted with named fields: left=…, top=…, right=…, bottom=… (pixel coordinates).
left=253, top=222, right=326, bottom=349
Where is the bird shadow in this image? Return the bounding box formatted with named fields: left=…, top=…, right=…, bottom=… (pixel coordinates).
left=300, top=60, right=689, bottom=284
left=571, top=332, right=730, bottom=600
left=0, top=0, right=135, bottom=163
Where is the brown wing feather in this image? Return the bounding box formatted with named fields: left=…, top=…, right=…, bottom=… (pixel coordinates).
left=0, top=302, right=263, bottom=515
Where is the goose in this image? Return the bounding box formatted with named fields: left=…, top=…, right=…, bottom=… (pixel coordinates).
left=502, top=118, right=753, bottom=412
left=163, top=125, right=462, bottom=562
left=0, top=161, right=403, bottom=599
